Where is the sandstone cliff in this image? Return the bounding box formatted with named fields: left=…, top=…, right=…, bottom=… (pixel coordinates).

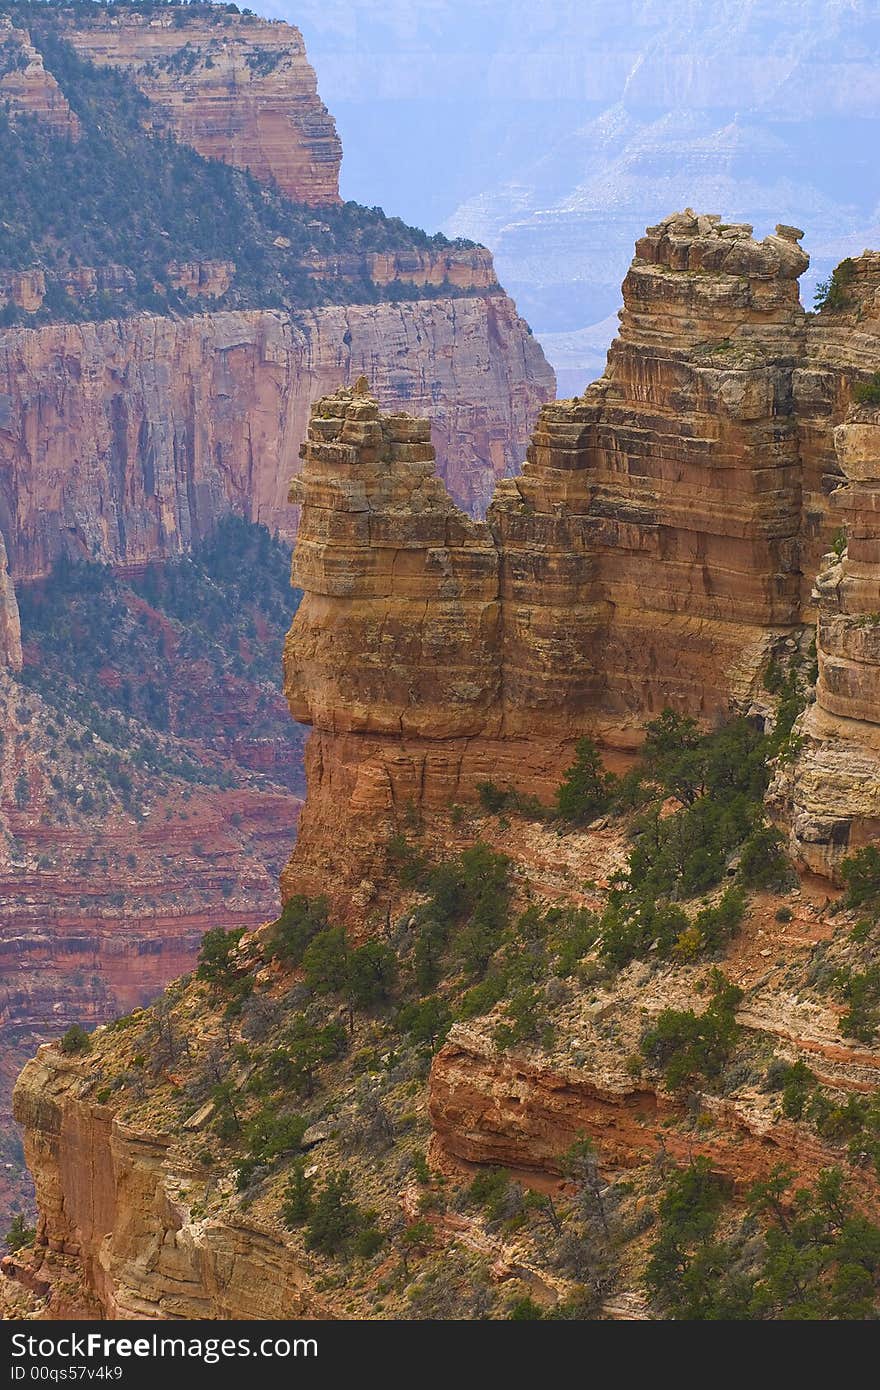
left=772, top=403, right=880, bottom=876
left=0, top=531, right=21, bottom=672
left=281, top=217, right=820, bottom=902
left=60, top=7, right=341, bottom=204
left=0, top=298, right=552, bottom=582
left=9, top=806, right=878, bottom=1321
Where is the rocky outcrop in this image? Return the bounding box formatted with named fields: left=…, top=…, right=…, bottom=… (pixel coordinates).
left=0, top=298, right=552, bottom=581
left=12, top=1047, right=328, bottom=1319
left=428, top=1021, right=878, bottom=1197
left=772, top=402, right=880, bottom=876
left=61, top=8, right=340, bottom=204
left=488, top=212, right=810, bottom=744
left=282, top=217, right=821, bottom=900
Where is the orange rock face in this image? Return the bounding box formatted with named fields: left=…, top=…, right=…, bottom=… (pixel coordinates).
left=0, top=300, right=553, bottom=582
left=767, top=253, right=880, bottom=876
left=772, top=403, right=880, bottom=875
left=62, top=9, right=340, bottom=205
left=428, top=1023, right=880, bottom=1200
left=281, top=216, right=823, bottom=901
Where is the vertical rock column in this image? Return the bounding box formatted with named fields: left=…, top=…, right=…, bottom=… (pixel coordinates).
left=773, top=408, right=880, bottom=875
left=281, top=383, right=500, bottom=907
left=491, top=211, right=809, bottom=743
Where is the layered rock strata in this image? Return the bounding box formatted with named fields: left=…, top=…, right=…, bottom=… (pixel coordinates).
left=61, top=8, right=341, bottom=204
left=772, top=406, right=880, bottom=875
left=489, top=212, right=810, bottom=744
left=283, top=217, right=819, bottom=899
left=0, top=299, right=552, bottom=581
left=0, top=15, right=80, bottom=139
left=0, top=531, right=21, bottom=671
left=12, top=1047, right=327, bottom=1320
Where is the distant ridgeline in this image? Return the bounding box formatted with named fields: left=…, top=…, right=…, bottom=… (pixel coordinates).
left=0, top=0, right=486, bottom=324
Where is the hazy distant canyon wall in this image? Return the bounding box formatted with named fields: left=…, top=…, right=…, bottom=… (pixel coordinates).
left=0, top=295, right=550, bottom=581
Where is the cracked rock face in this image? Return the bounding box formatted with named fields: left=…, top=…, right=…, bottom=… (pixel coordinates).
left=772, top=405, right=880, bottom=877
left=0, top=299, right=552, bottom=582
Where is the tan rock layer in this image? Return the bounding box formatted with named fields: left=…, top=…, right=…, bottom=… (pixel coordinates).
left=12, top=1049, right=329, bottom=1319
left=428, top=1024, right=880, bottom=1200
left=0, top=16, right=80, bottom=140
left=60, top=10, right=340, bottom=205
left=772, top=403, right=880, bottom=876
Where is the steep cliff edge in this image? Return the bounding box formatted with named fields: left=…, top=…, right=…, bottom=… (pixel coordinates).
left=14, top=214, right=880, bottom=1320
left=60, top=5, right=341, bottom=205
left=282, top=217, right=818, bottom=902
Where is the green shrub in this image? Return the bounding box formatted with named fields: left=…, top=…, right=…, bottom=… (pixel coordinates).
left=814, top=258, right=856, bottom=313
left=59, top=1023, right=91, bottom=1055
left=840, top=846, right=880, bottom=911
left=836, top=964, right=880, bottom=1042
left=4, top=1214, right=35, bottom=1254
left=555, top=738, right=616, bottom=824
left=737, top=825, right=793, bottom=890
left=396, top=997, right=452, bottom=1050
left=778, top=1060, right=818, bottom=1119
left=853, top=373, right=880, bottom=406
left=197, top=926, right=246, bottom=990
left=640, top=971, right=742, bottom=1090
left=270, top=895, right=328, bottom=965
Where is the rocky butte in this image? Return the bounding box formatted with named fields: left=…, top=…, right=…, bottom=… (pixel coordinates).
left=9, top=211, right=880, bottom=1318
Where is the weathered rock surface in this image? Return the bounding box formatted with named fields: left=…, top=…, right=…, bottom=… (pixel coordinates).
left=772, top=398, right=880, bottom=876
left=12, top=1047, right=327, bottom=1320
left=61, top=8, right=340, bottom=204
left=282, top=216, right=823, bottom=900
left=0, top=531, right=21, bottom=672
left=0, top=15, right=80, bottom=139
left=0, top=299, right=552, bottom=582
left=428, top=1019, right=879, bottom=1198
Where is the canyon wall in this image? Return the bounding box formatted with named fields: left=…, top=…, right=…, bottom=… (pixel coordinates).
left=11, top=1047, right=327, bottom=1319
left=60, top=7, right=341, bottom=204
left=0, top=297, right=552, bottom=582
left=0, top=13, right=80, bottom=139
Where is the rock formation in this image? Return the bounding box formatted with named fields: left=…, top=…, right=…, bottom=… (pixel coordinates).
left=0, top=299, right=552, bottom=581
left=0, top=531, right=21, bottom=672
left=11, top=1046, right=328, bottom=1319
left=0, top=15, right=80, bottom=139
left=764, top=251, right=880, bottom=876
left=772, top=403, right=880, bottom=876
left=61, top=8, right=341, bottom=204
left=281, top=215, right=822, bottom=901
left=14, top=212, right=880, bottom=1322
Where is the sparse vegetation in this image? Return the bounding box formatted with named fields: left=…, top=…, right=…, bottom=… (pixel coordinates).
left=647, top=1161, right=880, bottom=1319
left=0, top=15, right=477, bottom=323
left=4, top=1213, right=35, bottom=1254
left=59, top=1023, right=91, bottom=1055
left=640, top=970, right=742, bottom=1090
